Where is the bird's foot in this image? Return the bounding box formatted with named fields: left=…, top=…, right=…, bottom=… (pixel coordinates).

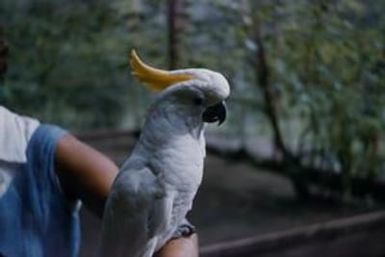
left=172, top=222, right=196, bottom=239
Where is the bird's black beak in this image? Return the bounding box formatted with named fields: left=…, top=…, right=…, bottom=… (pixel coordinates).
left=202, top=101, right=227, bottom=126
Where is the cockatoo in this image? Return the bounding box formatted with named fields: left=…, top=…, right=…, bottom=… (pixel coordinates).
left=100, top=50, right=230, bottom=257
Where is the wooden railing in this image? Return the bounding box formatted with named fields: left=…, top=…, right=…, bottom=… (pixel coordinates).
left=200, top=211, right=385, bottom=257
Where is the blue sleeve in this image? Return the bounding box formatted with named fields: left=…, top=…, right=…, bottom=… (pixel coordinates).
left=0, top=124, right=81, bottom=257
left=25, top=124, right=69, bottom=224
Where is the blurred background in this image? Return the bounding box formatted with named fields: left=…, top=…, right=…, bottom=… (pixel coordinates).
left=1, top=0, right=385, bottom=256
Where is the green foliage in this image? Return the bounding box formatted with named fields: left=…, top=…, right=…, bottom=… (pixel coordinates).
left=1, top=0, right=385, bottom=186
left=270, top=0, right=385, bottom=180
left=184, top=0, right=385, bottom=188
left=0, top=0, right=167, bottom=130
left=1, top=0, right=129, bottom=129
left=241, top=0, right=385, bottom=187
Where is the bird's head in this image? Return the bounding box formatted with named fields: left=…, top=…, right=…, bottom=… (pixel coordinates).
left=130, top=50, right=230, bottom=126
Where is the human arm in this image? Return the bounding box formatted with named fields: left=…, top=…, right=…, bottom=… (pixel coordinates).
left=55, top=134, right=117, bottom=217
left=54, top=133, right=199, bottom=256
left=155, top=234, right=199, bottom=257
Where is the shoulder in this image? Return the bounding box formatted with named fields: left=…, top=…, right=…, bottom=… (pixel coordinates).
left=0, top=106, right=40, bottom=163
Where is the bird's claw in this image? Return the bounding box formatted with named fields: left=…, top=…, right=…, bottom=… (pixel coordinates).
left=172, top=222, right=196, bottom=239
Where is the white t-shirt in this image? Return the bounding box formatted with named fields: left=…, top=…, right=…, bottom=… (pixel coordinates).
left=0, top=106, right=40, bottom=196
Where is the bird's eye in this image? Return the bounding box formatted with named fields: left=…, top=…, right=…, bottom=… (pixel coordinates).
left=193, top=97, right=204, bottom=106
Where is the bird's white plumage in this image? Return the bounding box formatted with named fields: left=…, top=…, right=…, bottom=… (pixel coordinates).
left=100, top=66, right=230, bottom=257
left=171, top=69, right=230, bottom=105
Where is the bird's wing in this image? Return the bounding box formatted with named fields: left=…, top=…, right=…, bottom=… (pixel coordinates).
left=99, top=165, right=174, bottom=257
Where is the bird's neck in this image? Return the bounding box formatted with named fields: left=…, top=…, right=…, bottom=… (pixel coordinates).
left=130, top=107, right=206, bottom=188
left=138, top=106, right=205, bottom=154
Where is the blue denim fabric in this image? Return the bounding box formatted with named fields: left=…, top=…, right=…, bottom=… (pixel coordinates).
left=0, top=125, right=80, bottom=257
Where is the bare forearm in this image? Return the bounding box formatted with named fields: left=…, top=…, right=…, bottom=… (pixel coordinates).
left=55, top=134, right=119, bottom=217
left=156, top=234, right=199, bottom=257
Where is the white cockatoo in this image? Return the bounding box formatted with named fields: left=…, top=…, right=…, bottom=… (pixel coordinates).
left=100, top=50, right=230, bottom=257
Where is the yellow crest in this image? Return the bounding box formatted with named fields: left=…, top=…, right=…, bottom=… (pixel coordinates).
left=130, top=50, right=193, bottom=91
